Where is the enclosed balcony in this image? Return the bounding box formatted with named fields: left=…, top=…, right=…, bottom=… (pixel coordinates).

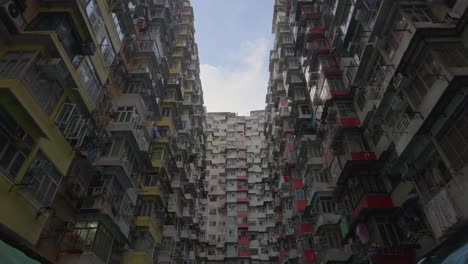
left=1, top=53, right=72, bottom=144
left=307, top=38, right=331, bottom=63
left=306, top=20, right=324, bottom=41
left=110, top=105, right=150, bottom=151
left=83, top=175, right=135, bottom=239
left=284, top=71, right=306, bottom=94
left=59, top=222, right=115, bottom=264
left=325, top=102, right=360, bottom=144
left=295, top=223, right=313, bottom=238
left=296, top=4, right=321, bottom=22
left=95, top=136, right=142, bottom=190
left=139, top=39, right=160, bottom=58
left=317, top=75, right=349, bottom=104
left=328, top=130, right=376, bottom=180
left=340, top=175, right=394, bottom=223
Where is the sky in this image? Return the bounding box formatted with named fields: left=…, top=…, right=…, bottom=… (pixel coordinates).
left=191, top=0, right=274, bottom=116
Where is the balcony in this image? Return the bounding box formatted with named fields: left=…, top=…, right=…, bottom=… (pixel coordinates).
left=237, top=186, right=248, bottom=192
left=276, top=216, right=283, bottom=223
left=295, top=223, right=313, bottom=238
left=317, top=248, right=351, bottom=263
left=238, top=222, right=249, bottom=229
left=351, top=194, right=394, bottom=221
left=139, top=40, right=160, bottom=58
left=295, top=200, right=307, bottom=212
left=237, top=197, right=249, bottom=203
left=328, top=131, right=376, bottom=179
left=422, top=185, right=467, bottom=239
left=238, top=236, right=249, bottom=244
left=314, top=213, right=341, bottom=233
left=296, top=4, right=321, bottom=22
left=237, top=210, right=248, bottom=217
left=301, top=249, right=317, bottom=264
left=110, top=107, right=150, bottom=151
left=318, top=75, right=350, bottom=103
left=325, top=103, right=360, bottom=142
left=95, top=153, right=140, bottom=190
left=306, top=23, right=324, bottom=41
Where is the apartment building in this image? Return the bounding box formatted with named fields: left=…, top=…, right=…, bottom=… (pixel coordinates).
left=265, top=0, right=468, bottom=263
left=199, top=111, right=276, bottom=263
left=0, top=0, right=205, bottom=263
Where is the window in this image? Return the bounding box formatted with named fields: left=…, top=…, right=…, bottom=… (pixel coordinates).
left=85, top=0, right=115, bottom=65
left=313, top=39, right=327, bottom=48
left=319, top=197, right=335, bottom=213
left=138, top=201, right=154, bottom=216
left=21, top=152, right=62, bottom=206
left=208, top=247, right=216, bottom=255
left=209, top=196, right=217, bottom=202
left=250, top=248, right=259, bottom=255
left=404, top=51, right=440, bottom=108
left=151, top=149, right=164, bottom=161
left=209, top=221, right=216, bottom=226
left=300, top=105, right=311, bottom=115
left=319, top=55, right=335, bottom=68
left=326, top=78, right=346, bottom=92
left=162, top=108, right=171, bottom=117
left=433, top=42, right=468, bottom=67
left=401, top=4, right=437, bottom=23
left=0, top=108, right=31, bottom=179
left=335, top=101, right=356, bottom=118
left=0, top=52, right=63, bottom=115
left=109, top=12, right=125, bottom=39
left=372, top=217, right=401, bottom=246
left=319, top=229, right=342, bottom=249
left=209, top=209, right=216, bottom=215
left=296, top=189, right=305, bottom=200
left=144, top=173, right=159, bottom=187
left=439, top=107, right=468, bottom=171
left=160, top=237, right=174, bottom=252
left=78, top=59, right=101, bottom=103
left=125, top=80, right=144, bottom=94
left=114, top=106, right=135, bottom=123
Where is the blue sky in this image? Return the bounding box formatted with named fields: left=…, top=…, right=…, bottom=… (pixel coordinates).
left=191, top=0, right=274, bottom=115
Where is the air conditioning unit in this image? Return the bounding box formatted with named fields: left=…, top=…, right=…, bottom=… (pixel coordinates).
left=0, top=0, right=26, bottom=32
left=80, top=41, right=97, bottom=55
left=37, top=58, right=69, bottom=80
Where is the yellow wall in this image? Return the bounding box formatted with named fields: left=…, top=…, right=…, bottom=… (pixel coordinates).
left=0, top=80, right=74, bottom=244
left=122, top=252, right=152, bottom=264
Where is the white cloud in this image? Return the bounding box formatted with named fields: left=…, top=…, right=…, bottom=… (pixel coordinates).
left=200, top=38, right=269, bottom=116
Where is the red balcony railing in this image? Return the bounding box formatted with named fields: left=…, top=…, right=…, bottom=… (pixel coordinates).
left=237, top=186, right=248, bottom=192
left=351, top=194, right=394, bottom=221
left=302, top=249, right=317, bottom=264
left=328, top=133, right=376, bottom=177
left=238, top=236, right=249, bottom=243
left=237, top=210, right=248, bottom=217
left=236, top=197, right=248, bottom=203
left=237, top=176, right=247, bottom=181
left=296, top=223, right=313, bottom=238
left=292, top=179, right=303, bottom=190
left=295, top=200, right=307, bottom=212
left=238, top=222, right=249, bottom=229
